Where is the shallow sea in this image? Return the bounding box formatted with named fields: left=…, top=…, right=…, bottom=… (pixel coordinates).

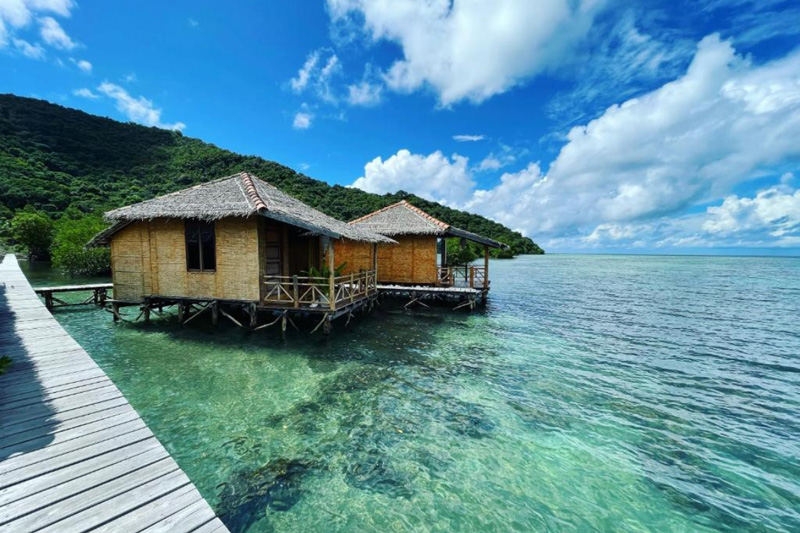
left=22, top=255, right=800, bottom=532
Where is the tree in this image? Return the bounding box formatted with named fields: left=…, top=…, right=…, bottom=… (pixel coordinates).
left=445, top=238, right=479, bottom=265
left=51, top=214, right=110, bottom=275
left=10, top=209, right=54, bottom=260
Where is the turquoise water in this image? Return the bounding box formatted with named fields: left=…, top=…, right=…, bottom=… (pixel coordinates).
left=24, top=255, right=800, bottom=532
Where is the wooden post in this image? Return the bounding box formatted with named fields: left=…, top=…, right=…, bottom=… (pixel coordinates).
left=44, top=291, right=54, bottom=311
left=211, top=301, right=219, bottom=326
left=350, top=272, right=355, bottom=303
left=178, top=302, right=185, bottom=323
left=281, top=313, right=287, bottom=340
left=469, top=267, right=475, bottom=289
left=484, top=244, right=490, bottom=289
left=324, top=237, right=336, bottom=311
left=372, top=243, right=378, bottom=290
left=112, top=302, right=120, bottom=322
left=323, top=314, right=332, bottom=335
left=292, top=275, right=299, bottom=308
left=143, top=305, right=151, bottom=324
left=440, top=238, right=447, bottom=267
left=249, top=302, right=258, bottom=328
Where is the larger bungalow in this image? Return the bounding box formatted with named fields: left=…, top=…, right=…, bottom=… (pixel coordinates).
left=90, top=172, right=394, bottom=329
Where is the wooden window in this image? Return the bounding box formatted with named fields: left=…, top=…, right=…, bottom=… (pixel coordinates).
left=185, top=220, right=216, bottom=272
left=264, top=226, right=282, bottom=277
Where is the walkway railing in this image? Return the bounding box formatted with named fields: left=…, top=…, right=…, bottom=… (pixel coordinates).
left=438, top=266, right=488, bottom=289
left=262, top=269, right=377, bottom=310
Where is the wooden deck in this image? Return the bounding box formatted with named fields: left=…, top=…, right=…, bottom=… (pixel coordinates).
left=0, top=255, right=229, bottom=533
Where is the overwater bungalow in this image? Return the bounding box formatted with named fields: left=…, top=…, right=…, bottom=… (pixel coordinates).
left=336, top=201, right=505, bottom=297
left=90, top=172, right=394, bottom=332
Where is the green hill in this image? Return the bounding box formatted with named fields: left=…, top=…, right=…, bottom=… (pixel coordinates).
left=0, top=94, right=543, bottom=255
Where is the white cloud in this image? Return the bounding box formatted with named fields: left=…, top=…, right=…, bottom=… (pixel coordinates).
left=453, top=134, right=485, bottom=142
left=72, top=87, right=98, bottom=99
left=476, top=145, right=518, bottom=172
left=12, top=37, right=44, bottom=59
left=293, top=111, right=312, bottom=130
left=291, top=51, right=319, bottom=92
left=466, top=35, right=800, bottom=241
left=352, top=149, right=474, bottom=206
left=290, top=49, right=341, bottom=104
left=327, top=0, right=606, bottom=106
left=38, top=15, right=75, bottom=49
left=347, top=81, right=382, bottom=107
left=96, top=82, right=186, bottom=131
left=70, top=57, right=91, bottom=72
left=351, top=36, right=800, bottom=250
left=546, top=11, right=695, bottom=125
left=188, top=18, right=199, bottom=27
left=123, top=72, right=137, bottom=83
left=0, top=0, right=74, bottom=49
left=703, top=188, right=800, bottom=240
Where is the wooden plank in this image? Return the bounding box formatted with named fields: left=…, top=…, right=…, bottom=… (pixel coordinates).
left=90, top=483, right=201, bottom=533
left=0, top=418, right=148, bottom=476
left=0, top=410, right=141, bottom=460
left=141, top=498, right=218, bottom=533
left=35, top=283, right=113, bottom=293
left=0, top=387, right=123, bottom=428
left=0, top=380, right=116, bottom=414
left=1, top=368, right=107, bottom=401
left=0, top=403, right=135, bottom=450
left=1, top=457, right=178, bottom=530
left=194, top=519, right=229, bottom=533
left=0, top=396, right=130, bottom=438
left=0, top=255, right=228, bottom=532
left=0, top=428, right=155, bottom=490
left=0, top=437, right=163, bottom=508
left=37, top=469, right=190, bottom=533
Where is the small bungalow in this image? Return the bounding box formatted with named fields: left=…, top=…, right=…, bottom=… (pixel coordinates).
left=90, top=172, right=393, bottom=330
left=335, top=201, right=505, bottom=292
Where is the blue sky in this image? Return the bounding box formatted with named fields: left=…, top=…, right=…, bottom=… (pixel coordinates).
left=1, top=0, right=799, bottom=254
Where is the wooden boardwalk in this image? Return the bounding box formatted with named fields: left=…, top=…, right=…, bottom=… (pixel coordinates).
left=0, top=255, right=229, bottom=533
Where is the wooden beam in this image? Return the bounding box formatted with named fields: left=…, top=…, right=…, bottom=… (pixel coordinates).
left=324, top=237, right=336, bottom=311
left=484, top=244, right=490, bottom=290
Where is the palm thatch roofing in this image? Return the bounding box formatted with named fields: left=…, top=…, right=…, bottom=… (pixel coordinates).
left=89, top=172, right=395, bottom=245
left=350, top=201, right=506, bottom=248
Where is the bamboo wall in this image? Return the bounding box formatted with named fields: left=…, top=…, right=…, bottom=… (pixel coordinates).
left=336, top=235, right=437, bottom=285
left=110, top=217, right=261, bottom=302
left=334, top=240, right=374, bottom=274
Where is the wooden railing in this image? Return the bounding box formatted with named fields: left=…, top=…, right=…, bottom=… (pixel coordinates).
left=438, top=266, right=488, bottom=289
left=262, top=269, right=377, bottom=310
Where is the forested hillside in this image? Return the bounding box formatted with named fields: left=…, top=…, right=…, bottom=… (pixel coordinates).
left=0, top=94, right=543, bottom=255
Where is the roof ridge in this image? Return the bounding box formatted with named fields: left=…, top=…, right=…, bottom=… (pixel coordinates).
left=349, top=200, right=408, bottom=224
left=239, top=172, right=268, bottom=211
left=350, top=200, right=449, bottom=231
left=401, top=202, right=450, bottom=230
left=107, top=174, right=243, bottom=213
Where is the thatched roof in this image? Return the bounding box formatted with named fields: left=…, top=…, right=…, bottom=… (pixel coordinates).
left=350, top=201, right=506, bottom=248
left=90, top=172, right=394, bottom=245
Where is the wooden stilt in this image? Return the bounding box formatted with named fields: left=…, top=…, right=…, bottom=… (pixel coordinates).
left=220, top=308, right=244, bottom=327
left=177, top=303, right=186, bottom=323
left=43, top=291, right=54, bottom=311
left=249, top=302, right=258, bottom=328
left=112, top=302, right=121, bottom=322
left=211, top=301, right=219, bottom=326
left=323, top=315, right=333, bottom=335
left=311, top=314, right=328, bottom=334
left=253, top=311, right=285, bottom=331
left=281, top=313, right=287, bottom=340
left=183, top=303, right=210, bottom=325
left=143, top=305, right=151, bottom=324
